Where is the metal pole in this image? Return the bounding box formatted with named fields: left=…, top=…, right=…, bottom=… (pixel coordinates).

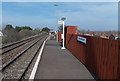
left=61, top=21, right=65, bottom=49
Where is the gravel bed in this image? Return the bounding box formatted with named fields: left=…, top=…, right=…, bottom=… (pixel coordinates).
left=2, top=35, right=48, bottom=79
left=23, top=36, right=47, bottom=80
left=2, top=39, right=30, bottom=54
left=2, top=37, right=40, bottom=65
left=0, top=71, right=2, bottom=81
left=1, top=34, right=45, bottom=55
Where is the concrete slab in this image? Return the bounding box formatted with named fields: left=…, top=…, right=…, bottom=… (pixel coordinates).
left=35, top=40, right=95, bottom=79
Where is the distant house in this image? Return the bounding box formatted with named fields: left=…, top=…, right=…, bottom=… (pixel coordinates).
left=100, top=34, right=109, bottom=39
left=109, top=34, right=115, bottom=39
left=84, top=33, right=93, bottom=36
left=101, top=34, right=115, bottom=39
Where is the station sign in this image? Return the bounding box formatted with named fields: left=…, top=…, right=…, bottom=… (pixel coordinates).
left=61, top=34, right=64, bottom=39
left=77, top=36, right=86, bottom=44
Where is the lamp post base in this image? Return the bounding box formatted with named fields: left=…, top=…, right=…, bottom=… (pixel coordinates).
left=61, top=47, right=66, bottom=49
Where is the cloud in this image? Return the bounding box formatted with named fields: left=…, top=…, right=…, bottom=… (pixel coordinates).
left=2, top=2, right=118, bottom=31
left=57, top=3, right=118, bottom=30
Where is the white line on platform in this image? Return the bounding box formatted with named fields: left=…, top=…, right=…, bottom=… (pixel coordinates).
left=29, top=36, right=49, bottom=81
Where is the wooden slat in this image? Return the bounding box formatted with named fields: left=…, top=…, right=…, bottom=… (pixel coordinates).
left=65, top=34, right=119, bottom=80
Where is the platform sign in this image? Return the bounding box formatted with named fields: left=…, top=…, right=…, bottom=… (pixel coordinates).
left=61, top=34, right=64, bottom=39
left=77, top=36, right=86, bottom=44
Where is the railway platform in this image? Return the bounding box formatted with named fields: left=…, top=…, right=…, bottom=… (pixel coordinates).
left=34, top=39, right=95, bottom=80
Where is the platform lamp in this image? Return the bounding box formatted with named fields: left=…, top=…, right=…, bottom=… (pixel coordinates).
left=61, top=17, right=66, bottom=49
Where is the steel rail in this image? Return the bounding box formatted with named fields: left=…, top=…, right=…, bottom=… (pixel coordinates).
left=1, top=35, right=45, bottom=71
left=1, top=34, right=45, bottom=55
left=19, top=38, right=45, bottom=81
left=1, top=34, right=43, bottom=49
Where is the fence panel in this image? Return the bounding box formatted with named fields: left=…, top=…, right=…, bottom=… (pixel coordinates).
left=66, top=34, right=119, bottom=80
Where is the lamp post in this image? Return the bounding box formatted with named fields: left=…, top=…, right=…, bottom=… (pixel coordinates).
left=61, top=17, right=66, bottom=49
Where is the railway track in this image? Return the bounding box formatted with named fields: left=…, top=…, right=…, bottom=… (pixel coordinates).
left=1, top=34, right=43, bottom=55
left=1, top=34, right=45, bottom=66
left=1, top=34, right=48, bottom=81
left=0, top=34, right=45, bottom=73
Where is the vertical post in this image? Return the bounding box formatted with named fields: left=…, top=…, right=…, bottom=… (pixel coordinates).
left=61, top=21, right=66, bottom=49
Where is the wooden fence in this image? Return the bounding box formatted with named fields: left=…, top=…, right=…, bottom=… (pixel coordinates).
left=66, top=34, right=120, bottom=80
left=58, top=32, right=62, bottom=42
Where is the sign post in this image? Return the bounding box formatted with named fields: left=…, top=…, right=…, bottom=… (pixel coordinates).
left=61, top=20, right=65, bottom=49
left=58, top=17, right=66, bottom=49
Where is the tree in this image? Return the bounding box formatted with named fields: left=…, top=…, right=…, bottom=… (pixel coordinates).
left=117, top=37, right=120, bottom=40
left=15, top=26, right=21, bottom=32
left=23, top=26, right=32, bottom=30
left=41, top=27, right=50, bottom=33
left=15, top=26, right=32, bottom=32
left=2, top=24, right=41, bottom=44
left=4, top=24, right=14, bottom=30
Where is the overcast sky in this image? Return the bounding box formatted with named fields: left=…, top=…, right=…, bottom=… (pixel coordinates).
left=1, top=2, right=118, bottom=31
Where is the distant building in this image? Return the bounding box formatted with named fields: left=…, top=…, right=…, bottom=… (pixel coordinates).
left=0, top=31, right=3, bottom=36
left=108, top=34, right=115, bottom=39
left=85, top=33, right=93, bottom=36
left=49, top=30, right=56, bottom=35
left=66, top=26, right=78, bottom=34
left=100, top=34, right=109, bottom=39
left=101, top=34, right=115, bottom=39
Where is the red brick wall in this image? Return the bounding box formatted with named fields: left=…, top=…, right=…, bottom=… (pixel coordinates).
left=66, top=26, right=78, bottom=34
left=66, top=34, right=119, bottom=80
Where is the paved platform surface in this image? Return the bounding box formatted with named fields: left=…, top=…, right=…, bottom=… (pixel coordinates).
left=0, top=72, right=2, bottom=81
left=35, top=40, right=94, bottom=79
